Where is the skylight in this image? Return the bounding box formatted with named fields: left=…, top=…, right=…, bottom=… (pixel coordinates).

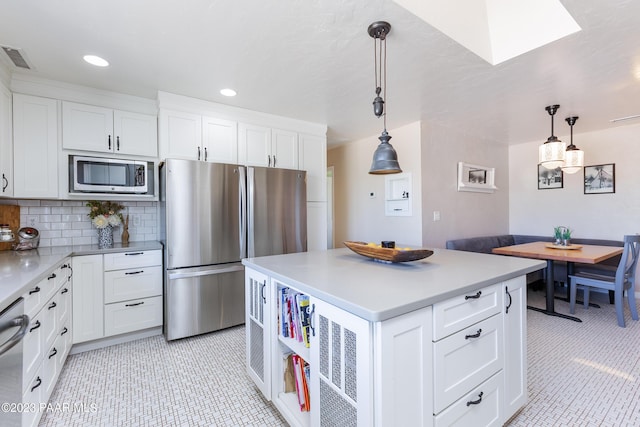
left=392, top=0, right=581, bottom=65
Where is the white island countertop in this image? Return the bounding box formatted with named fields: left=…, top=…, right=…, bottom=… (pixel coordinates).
left=242, top=248, right=545, bottom=322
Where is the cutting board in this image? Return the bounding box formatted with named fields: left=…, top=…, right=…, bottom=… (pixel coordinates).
left=0, top=205, right=20, bottom=251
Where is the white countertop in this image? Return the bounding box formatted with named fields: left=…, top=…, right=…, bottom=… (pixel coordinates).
left=0, top=241, right=163, bottom=313
left=243, top=248, right=546, bottom=321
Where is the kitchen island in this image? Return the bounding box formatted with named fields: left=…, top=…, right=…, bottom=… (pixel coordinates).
left=243, top=248, right=545, bottom=427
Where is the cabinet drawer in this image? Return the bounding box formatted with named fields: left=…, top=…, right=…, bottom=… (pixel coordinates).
left=104, top=296, right=162, bottom=336
left=22, top=368, right=45, bottom=427
left=104, top=250, right=161, bottom=271
left=433, top=314, right=503, bottom=413
left=104, top=265, right=162, bottom=303
left=23, top=311, right=43, bottom=392
left=434, top=372, right=503, bottom=427
left=433, top=283, right=502, bottom=340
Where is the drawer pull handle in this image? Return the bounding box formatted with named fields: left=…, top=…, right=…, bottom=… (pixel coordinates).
left=260, top=281, right=267, bottom=303
left=48, top=273, right=57, bottom=280
left=124, top=252, right=144, bottom=256
left=61, top=327, right=68, bottom=336
left=466, top=391, right=483, bottom=406
left=48, top=348, right=57, bottom=359
left=125, top=270, right=144, bottom=275
left=48, top=302, right=57, bottom=310
left=61, top=288, right=69, bottom=294
left=309, top=303, right=316, bottom=337
left=465, top=291, right=481, bottom=300
left=505, top=286, right=512, bottom=314
left=125, top=302, right=144, bottom=307
left=30, top=320, right=41, bottom=332
left=29, top=286, right=41, bottom=295
left=31, top=376, right=42, bottom=392
left=465, top=329, right=482, bottom=340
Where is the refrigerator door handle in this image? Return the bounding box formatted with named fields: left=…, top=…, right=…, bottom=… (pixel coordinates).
left=167, top=265, right=244, bottom=280
left=247, top=167, right=255, bottom=257
left=239, top=166, right=247, bottom=259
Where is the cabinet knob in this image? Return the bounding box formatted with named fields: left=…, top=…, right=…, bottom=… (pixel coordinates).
left=29, top=320, right=41, bottom=333
left=466, top=391, right=483, bottom=406
left=29, top=286, right=41, bottom=295
left=48, top=273, right=57, bottom=280
left=48, top=347, right=57, bottom=359
left=48, top=301, right=57, bottom=310
left=61, top=327, right=68, bottom=336
left=31, top=377, right=42, bottom=392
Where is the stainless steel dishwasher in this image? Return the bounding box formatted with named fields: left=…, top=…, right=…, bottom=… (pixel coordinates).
left=0, top=298, right=30, bottom=427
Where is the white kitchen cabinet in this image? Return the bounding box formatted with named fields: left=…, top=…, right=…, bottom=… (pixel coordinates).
left=238, top=124, right=298, bottom=169
left=310, top=296, right=372, bottom=427
left=72, top=250, right=163, bottom=346
left=203, top=116, right=238, bottom=163
left=72, top=254, right=104, bottom=344
left=246, top=265, right=527, bottom=427
left=159, top=109, right=237, bottom=163
left=503, top=277, right=527, bottom=418
left=298, top=134, right=327, bottom=202
left=21, top=258, right=72, bottom=427
left=245, top=268, right=272, bottom=399
left=306, top=202, right=327, bottom=251
left=12, top=94, right=59, bottom=198
left=62, top=101, right=157, bottom=157
left=0, top=79, right=12, bottom=197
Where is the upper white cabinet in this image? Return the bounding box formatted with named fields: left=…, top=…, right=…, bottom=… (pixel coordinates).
left=159, top=109, right=237, bottom=163
left=298, top=134, right=327, bottom=202
left=0, top=80, right=12, bottom=197
left=238, top=124, right=298, bottom=169
left=62, top=101, right=157, bottom=157
left=13, top=94, right=59, bottom=198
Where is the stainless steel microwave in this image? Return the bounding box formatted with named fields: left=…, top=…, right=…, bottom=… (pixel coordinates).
left=69, top=155, right=153, bottom=194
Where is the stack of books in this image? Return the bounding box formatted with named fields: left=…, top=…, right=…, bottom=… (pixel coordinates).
left=279, top=287, right=311, bottom=348
left=284, top=353, right=311, bottom=412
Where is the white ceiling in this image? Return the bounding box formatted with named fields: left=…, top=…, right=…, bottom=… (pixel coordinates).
left=1, top=0, right=640, bottom=147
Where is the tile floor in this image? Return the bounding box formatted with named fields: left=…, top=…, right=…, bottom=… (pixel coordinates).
left=39, top=288, right=640, bottom=426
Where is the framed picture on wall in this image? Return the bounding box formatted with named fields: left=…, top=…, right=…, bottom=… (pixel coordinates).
left=584, top=163, right=615, bottom=194
left=538, top=165, right=563, bottom=189
left=457, top=162, right=497, bottom=193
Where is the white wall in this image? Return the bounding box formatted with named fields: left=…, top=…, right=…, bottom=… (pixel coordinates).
left=328, top=121, right=423, bottom=247
left=421, top=121, right=509, bottom=248
left=509, top=122, right=640, bottom=239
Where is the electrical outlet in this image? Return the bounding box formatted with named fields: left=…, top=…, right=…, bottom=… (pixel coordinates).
left=27, top=215, right=38, bottom=227
left=433, top=211, right=441, bottom=221
left=132, top=214, right=141, bottom=227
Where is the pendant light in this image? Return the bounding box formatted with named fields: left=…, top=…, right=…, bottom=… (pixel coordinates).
left=562, top=116, right=583, bottom=174
left=368, top=21, right=402, bottom=175
left=539, top=105, right=566, bottom=170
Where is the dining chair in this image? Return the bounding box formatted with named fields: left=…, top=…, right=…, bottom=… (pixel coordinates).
left=569, top=235, right=640, bottom=327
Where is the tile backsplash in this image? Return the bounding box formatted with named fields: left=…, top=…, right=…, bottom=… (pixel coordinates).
left=0, top=199, right=158, bottom=247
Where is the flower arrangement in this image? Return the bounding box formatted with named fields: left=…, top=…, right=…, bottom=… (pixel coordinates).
left=86, top=201, right=125, bottom=229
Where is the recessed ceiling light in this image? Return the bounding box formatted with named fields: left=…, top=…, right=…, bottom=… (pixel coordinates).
left=220, top=88, right=237, bottom=97
left=83, top=55, right=109, bottom=67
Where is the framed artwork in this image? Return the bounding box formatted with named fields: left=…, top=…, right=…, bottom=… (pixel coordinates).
left=538, top=165, right=563, bottom=189
left=457, top=162, right=497, bottom=193
left=584, top=163, right=615, bottom=194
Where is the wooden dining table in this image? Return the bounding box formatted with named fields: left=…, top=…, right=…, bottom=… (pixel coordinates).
left=492, top=241, right=623, bottom=322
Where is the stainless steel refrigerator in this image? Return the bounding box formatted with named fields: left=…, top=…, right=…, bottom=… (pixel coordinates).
left=160, top=158, right=307, bottom=341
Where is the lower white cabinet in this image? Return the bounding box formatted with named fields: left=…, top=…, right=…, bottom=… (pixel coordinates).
left=245, top=267, right=527, bottom=427
left=72, top=249, right=162, bottom=345
left=21, top=258, right=73, bottom=427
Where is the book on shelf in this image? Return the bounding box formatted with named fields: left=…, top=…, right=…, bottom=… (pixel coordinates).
left=291, top=354, right=310, bottom=412
left=283, top=353, right=296, bottom=393
left=279, top=287, right=311, bottom=348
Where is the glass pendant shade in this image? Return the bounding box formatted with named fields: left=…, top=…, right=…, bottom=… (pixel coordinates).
left=562, top=148, right=584, bottom=174
left=539, top=138, right=566, bottom=169
left=369, top=130, right=402, bottom=174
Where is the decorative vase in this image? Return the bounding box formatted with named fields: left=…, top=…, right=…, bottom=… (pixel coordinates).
left=97, top=226, right=114, bottom=249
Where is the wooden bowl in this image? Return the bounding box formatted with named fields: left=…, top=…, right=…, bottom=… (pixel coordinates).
left=343, top=241, right=434, bottom=263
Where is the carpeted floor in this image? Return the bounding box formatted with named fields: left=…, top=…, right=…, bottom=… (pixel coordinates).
left=40, top=287, right=640, bottom=426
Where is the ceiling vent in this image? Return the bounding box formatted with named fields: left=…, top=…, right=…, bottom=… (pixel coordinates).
left=1, top=46, right=34, bottom=70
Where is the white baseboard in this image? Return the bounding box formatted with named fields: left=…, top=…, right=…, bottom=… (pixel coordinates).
left=70, top=327, right=162, bottom=355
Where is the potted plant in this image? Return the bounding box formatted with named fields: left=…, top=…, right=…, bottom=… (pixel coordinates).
left=553, top=226, right=563, bottom=245
left=86, top=200, right=125, bottom=248
left=562, top=227, right=572, bottom=246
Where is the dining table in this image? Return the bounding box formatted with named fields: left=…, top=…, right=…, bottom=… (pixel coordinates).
left=492, top=241, right=623, bottom=322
